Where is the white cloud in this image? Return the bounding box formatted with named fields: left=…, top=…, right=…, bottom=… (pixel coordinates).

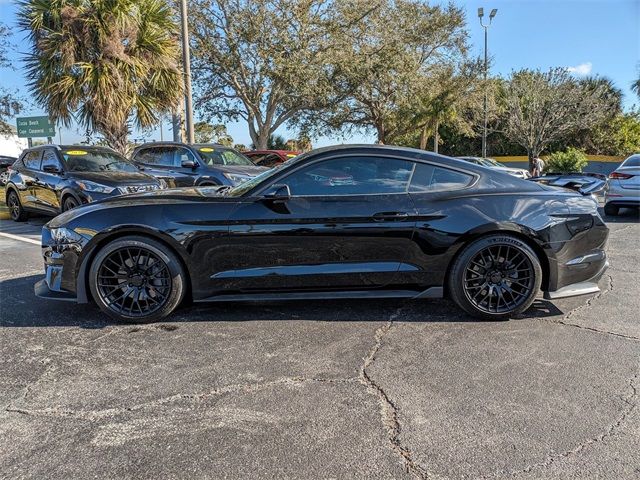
left=566, top=62, right=593, bottom=76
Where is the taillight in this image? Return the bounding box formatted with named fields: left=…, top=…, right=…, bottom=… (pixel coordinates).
left=609, top=171, right=633, bottom=179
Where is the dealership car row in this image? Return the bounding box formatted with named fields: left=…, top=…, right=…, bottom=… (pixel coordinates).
left=1, top=142, right=638, bottom=323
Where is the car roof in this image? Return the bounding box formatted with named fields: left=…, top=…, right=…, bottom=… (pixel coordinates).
left=23, top=144, right=117, bottom=152
left=132, top=142, right=229, bottom=150
left=247, top=150, right=301, bottom=154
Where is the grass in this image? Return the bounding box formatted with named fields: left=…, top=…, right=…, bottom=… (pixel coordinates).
left=0, top=185, right=10, bottom=220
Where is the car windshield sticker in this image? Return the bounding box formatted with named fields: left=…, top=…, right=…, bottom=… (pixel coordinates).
left=199, top=147, right=214, bottom=152
left=65, top=150, right=87, bottom=155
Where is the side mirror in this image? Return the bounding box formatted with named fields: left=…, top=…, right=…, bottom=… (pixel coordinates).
left=262, top=184, right=291, bottom=201
left=181, top=159, right=197, bottom=169
left=43, top=164, right=62, bottom=174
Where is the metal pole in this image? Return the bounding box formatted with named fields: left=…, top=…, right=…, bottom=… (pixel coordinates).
left=179, top=0, right=195, bottom=144
left=482, top=26, right=488, bottom=159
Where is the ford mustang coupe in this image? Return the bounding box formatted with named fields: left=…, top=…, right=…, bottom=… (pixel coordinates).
left=35, top=145, right=609, bottom=323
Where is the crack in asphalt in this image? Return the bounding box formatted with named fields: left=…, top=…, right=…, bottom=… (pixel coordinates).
left=358, top=305, right=431, bottom=479
left=545, top=274, right=639, bottom=341
left=4, top=376, right=359, bottom=421
left=490, top=362, right=640, bottom=478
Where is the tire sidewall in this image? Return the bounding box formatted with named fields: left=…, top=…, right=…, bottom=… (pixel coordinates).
left=449, top=235, right=542, bottom=320
left=89, top=236, right=185, bottom=323
left=8, top=190, right=26, bottom=221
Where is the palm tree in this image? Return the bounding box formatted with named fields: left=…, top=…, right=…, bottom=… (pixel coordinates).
left=19, top=0, right=183, bottom=153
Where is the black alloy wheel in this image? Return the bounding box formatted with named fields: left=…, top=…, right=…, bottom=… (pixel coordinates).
left=7, top=191, right=28, bottom=221
left=63, top=196, right=79, bottom=212
left=448, top=235, right=542, bottom=320
left=89, top=236, right=186, bottom=322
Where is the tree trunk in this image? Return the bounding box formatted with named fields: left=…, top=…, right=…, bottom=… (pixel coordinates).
left=419, top=124, right=428, bottom=150
left=376, top=124, right=385, bottom=145
left=100, top=124, right=130, bottom=156
left=433, top=120, right=439, bottom=154
left=255, top=129, right=270, bottom=150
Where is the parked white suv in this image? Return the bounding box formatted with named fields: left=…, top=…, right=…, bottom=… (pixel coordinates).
left=604, top=154, right=640, bottom=216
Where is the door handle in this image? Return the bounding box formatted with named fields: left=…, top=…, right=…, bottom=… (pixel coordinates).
left=372, top=211, right=410, bottom=221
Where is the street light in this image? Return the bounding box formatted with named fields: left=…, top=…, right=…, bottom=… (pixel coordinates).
left=478, top=7, right=497, bottom=159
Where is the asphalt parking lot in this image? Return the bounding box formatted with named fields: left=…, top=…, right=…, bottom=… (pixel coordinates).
left=0, top=209, right=639, bottom=479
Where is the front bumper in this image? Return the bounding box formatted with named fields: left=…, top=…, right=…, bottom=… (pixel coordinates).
left=34, top=278, right=77, bottom=301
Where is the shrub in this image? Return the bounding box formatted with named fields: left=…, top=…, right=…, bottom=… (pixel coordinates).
left=546, top=147, right=588, bottom=173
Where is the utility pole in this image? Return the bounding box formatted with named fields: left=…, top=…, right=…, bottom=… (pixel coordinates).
left=179, top=0, right=195, bottom=144
left=478, top=8, right=497, bottom=159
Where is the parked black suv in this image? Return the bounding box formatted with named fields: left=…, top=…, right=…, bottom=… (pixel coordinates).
left=5, top=145, right=165, bottom=221
left=130, top=142, right=268, bottom=187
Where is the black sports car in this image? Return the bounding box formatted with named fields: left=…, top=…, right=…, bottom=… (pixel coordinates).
left=35, top=145, right=609, bottom=323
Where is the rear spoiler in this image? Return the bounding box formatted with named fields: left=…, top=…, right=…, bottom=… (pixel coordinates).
left=529, top=172, right=606, bottom=196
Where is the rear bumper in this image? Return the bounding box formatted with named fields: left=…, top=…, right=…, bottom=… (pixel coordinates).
left=34, top=278, right=77, bottom=302
left=544, top=259, right=608, bottom=300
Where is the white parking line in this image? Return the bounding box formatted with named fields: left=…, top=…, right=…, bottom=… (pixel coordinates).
left=0, top=231, right=41, bottom=246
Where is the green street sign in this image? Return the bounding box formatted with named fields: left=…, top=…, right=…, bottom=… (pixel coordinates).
left=16, top=116, right=55, bottom=138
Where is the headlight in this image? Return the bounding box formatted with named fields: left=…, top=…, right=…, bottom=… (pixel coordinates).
left=77, top=180, right=115, bottom=194
left=49, top=227, right=84, bottom=244
left=223, top=173, right=251, bottom=185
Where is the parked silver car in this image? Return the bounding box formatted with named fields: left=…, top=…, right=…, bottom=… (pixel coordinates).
left=604, top=154, right=640, bottom=216
left=458, top=156, right=531, bottom=179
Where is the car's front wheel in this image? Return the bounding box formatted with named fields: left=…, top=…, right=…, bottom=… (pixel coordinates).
left=63, top=196, right=79, bottom=212
left=604, top=203, right=619, bottom=216
left=7, top=190, right=28, bottom=222
left=89, top=236, right=186, bottom=323
left=448, top=234, right=542, bottom=320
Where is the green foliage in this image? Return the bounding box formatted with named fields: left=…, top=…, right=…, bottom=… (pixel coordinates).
left=0, top=22, right=23, bottom=135
left=19, top=0, right=183, bottom=153
left=194, top=121, right=233, bottom=146
left=546, top=147, right=589, bottom=173
left=267, top=135, right=288, bottom=150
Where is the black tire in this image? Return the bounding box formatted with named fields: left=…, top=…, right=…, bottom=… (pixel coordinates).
left=7, top=190, right=28, bottom=222
left=89, top=236, right=186, bottom=323
left=604, top=203, right=619, bottom=216
left=448, top=234, right=542, bottom=320
left=63, top=196, right=79, bottom=212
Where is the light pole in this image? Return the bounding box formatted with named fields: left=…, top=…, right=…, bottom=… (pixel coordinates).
left=179, top=0, right=195, bottom=144
left=478, top=7, right=497, bottom=159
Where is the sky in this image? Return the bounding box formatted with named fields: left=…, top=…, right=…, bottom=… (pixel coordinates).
left=0, top=0, right=638, bottom=147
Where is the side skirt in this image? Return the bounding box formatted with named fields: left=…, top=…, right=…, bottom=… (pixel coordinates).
left=196, top=287, right=444, bottom=303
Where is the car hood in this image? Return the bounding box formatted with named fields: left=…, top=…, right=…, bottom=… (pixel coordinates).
left=67, top=170, right=159, bottom=186
left=203, top=164, right=269, bottom=176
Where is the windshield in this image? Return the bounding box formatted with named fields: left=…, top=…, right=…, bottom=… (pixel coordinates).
left=481, top=157, right=505, bottom=167
left=622, top=154, right=640, bottom=167
left=225, top=156, right=301, bottom=196
left=61, top=149, right=139, bottom=173
left=196, top=147, right=254, bottom=166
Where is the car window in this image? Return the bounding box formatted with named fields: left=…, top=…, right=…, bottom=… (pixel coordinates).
left=281, top=156, right=414, bottom=196
left=61, top=149, right=139, bottom=173
left=174, top=147, right=197, bottom=167
left=198, top=147, right=254, bottom=166
left=22, top=150, right=43, bottom=170
left=255, top=154, right=281, bottom=168
left=409, top=163, right=473, bottom=193
left=133, top=148, right=158, bottom=165
left=622, top=155, right=640, bottom=167
left=41, top=149, right=62, bottom=171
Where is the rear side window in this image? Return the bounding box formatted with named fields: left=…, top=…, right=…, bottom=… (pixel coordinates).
left=22, top=150, right=43, bottom=170
left=409, top=163, right=473, bottom=193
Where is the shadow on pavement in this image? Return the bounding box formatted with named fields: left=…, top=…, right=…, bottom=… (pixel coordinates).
left=1, top=274, right=567, bottom=329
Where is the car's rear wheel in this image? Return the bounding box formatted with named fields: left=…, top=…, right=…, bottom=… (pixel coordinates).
left=448, top=234, right=542, bottom=320
left=604, top=203, right=619, bottom=216
left=89, top=236, right=186, bottom=323
left=7, top=190, right=28, bottom=222
left=63, top=196, right=79, bottom=212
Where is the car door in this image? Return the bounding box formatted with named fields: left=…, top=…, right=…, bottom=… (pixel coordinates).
left=15, top=150, right=43, bottom=211
left=34, top=148, right=65, bottom=214
left=211, top=155, right=419, bottom=293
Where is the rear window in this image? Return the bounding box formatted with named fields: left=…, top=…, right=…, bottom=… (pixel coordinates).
left=622, top=155, right=640, bottom=167
left=409, top=164, right=474, bottom=193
